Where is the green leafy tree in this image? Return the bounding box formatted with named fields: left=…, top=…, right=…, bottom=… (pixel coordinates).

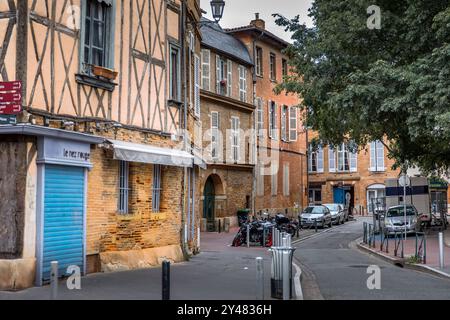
left=274, top=0, right=450, bottom=174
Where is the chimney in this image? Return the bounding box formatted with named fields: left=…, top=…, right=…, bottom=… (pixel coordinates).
left=250, top=13, right=265, bottom=29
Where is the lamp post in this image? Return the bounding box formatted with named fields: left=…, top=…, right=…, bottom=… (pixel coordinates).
left=210, top=0, right=225, bottom=23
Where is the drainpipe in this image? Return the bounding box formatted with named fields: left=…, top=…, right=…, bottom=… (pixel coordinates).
left=180, top=0, right=190, bottom=260
left=252, top=30, right=265, bottom=217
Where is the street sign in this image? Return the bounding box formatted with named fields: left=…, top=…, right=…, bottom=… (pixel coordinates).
left=0, top=104, right=22, bottom=114
left=0, top=91, right=21, bottom=103
left=0, top=81, right=22, bottom=91
left=399, top=175, right=411, bottom=187
left=0, top=115, right=17, bottom=125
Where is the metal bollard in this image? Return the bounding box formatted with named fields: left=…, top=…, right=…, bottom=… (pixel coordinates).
left=315, top=220, right=318, bottom=233
left=162, top=261, right=170, bottom=300
left=218, top=220, right=222, bottom=234
left=256, top=257, right=264, bottom=300
left=50, top=261, right=58, bottom=300
left=439, top=232, right=445, bottom=269
left=282, top=250, right=291, bottom=301
left=247, top=224, right=250, bottom=248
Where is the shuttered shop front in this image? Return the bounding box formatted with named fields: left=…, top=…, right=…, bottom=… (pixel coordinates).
left=37, top=136, right=94, bottom=285
left=42, top=165, right=85, bottom=282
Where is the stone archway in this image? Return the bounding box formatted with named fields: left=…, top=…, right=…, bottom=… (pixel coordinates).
left=203, top=174, right=224, bottom=232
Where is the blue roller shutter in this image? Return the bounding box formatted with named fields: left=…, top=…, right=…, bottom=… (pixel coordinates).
left=42, top=165, right=85, bottom=282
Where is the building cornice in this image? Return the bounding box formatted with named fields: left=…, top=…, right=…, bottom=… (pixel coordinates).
left=200, top=90, right=255, bottom=113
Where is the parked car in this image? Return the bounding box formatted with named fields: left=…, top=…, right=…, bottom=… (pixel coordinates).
left=380, top=205, right=419, bottom=235
left=324, top=204, right=345, bottom=225
left=300, top=206, right=332, bottom=228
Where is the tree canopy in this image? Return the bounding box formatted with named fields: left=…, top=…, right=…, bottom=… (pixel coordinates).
left=274, top=0, right=450, bottom=174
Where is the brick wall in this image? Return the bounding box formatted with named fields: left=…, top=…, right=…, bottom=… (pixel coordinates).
left=87, top=146, right=184, bottom=257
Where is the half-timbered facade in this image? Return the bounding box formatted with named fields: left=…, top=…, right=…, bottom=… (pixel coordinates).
left=0, top=0, right=202, bottom=290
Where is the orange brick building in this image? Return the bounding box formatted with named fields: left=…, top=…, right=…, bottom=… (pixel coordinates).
left=227, top=14, right=308, bottom=217
left=307, top=131, right=400, bottom=214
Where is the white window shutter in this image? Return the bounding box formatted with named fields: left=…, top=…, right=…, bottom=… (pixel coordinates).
left=350, top=151, right=358, bottom=172
left=329, top=147, right=336, bottom=173
left=377, top=141, right=385, bottom=171
left=289, top=107, right=298, bottom=142
left=211, top=112, right=219, bottom=160
left=194, top=55, right=201, bottom=117
left=281, top=107, right=287, bottom=141
left=201, top=49, right=210, bottom=91
left=283, top=164, right=290, bottom=196
left=227, top=60, right=232, bottom=97
left=370, top=142, right=376, bottom=171
left=216, top=55, right=221, bottom=93
left=317, top=148, right=324, bottom=173
left=257, top=98, right=264, bottom=137
left=274, top=103, right=278, bottom=140
left=268, top=101, right=273, bottom=139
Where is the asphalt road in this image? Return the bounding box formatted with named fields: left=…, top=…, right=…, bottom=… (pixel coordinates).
left=295, top=217, right=450, bottom=300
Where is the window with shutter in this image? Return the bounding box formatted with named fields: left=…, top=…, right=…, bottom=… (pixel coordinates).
left=216, top=55, right=221, bottom=94
left=211, top=112, right=219, bottom=160
left=201, top=49, right=210, bottom=91
left=227, top=60, right=232, bottom=97
left=281, top=106, right=288, bottom=142
left=329, top=147, right=336, bottom=173
left=350, top=151, right=358, bottom=172
left=239, top=65, right=247, bottom=102
left=289, top=107, right=298, bottom=142
left=317, top=148, right=324, bottom=173
left=194, top=55, right=201, bottom=117
left=268, top=101, right=273, bottom=139
left=256, top=98, right=264, bottom=137
left=231, top=117, right=240, bottom=162
left=370, top=140, right=385, bottom=172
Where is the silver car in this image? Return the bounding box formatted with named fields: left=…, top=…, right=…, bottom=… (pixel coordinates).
left=381, top=205, right=419, bottom=235
left=300, top=206, right=332, bottom=228
left=324, top=204, right=345, bottom=225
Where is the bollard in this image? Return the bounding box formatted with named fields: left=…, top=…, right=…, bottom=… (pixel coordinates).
left=272, top=227, right=276, bottom=247
left=439, top=232, right=445, bottom=269
left=197, top=227, right=201, bottom=250
left=282, top=250, right=291, bottom=301
left=50, top=261, right=58, bottom=300
left=162, top=261, right=170, bottom=300
left=247, top=224, right=250, bottom=248
left=218, top=220, right=222, bottom=234
left=315, top=220, right=318, bottom=233
left=256, top=257, right=264, bottom=300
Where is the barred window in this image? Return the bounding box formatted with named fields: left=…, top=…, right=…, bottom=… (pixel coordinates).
left=152, top=164, right=162, bottom=213
left=118, top=161, right=129, bottom=214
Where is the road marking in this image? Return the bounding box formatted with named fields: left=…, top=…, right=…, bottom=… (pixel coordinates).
left=293, top=261, right=304, bottom=300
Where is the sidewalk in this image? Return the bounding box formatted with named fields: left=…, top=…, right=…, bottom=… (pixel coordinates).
left=359, top=230, right=450, bottom=277
left=0, top=229, right=277, bottom=300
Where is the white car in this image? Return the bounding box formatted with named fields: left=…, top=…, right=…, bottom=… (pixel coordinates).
left=324, top=204, right=345, bottom=225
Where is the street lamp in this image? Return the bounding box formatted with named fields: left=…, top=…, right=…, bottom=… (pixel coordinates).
left=210, top=0, right=225, bottom=23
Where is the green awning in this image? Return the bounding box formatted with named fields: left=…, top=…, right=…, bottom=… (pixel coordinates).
left=429, top=177, right=448, bottom=189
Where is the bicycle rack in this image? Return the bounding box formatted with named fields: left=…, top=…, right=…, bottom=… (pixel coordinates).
left=380, top=229, right=389, bottom=253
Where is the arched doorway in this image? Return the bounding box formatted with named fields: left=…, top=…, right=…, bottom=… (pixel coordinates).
left=204, top=177, right=216, bottom=232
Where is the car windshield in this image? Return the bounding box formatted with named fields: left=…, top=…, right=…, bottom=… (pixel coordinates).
left=303, top=207, right=324, bottom=214
left=387, top=207, right=416, bottom=218
left=324, top=204, right=339, bottom=211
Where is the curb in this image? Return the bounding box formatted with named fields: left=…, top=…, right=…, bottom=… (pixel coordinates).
left=292, top=261, right=304, bottom=301
left=355, top=239, right=450, bottom=280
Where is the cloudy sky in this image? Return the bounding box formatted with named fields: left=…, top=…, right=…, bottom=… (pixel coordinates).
left=200, top=0, right=314, bottom=42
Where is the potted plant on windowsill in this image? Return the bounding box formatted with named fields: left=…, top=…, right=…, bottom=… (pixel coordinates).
left=91, top=65, right=118, bottom=81
left=220, top=79, right=227, bottom=87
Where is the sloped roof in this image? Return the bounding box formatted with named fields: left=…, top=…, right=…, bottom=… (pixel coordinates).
left=225, top=25, right=290, bottom=49
left=200, top=18, right=253, bottom=66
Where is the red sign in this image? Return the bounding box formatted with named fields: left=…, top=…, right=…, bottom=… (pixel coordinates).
left=0, top=104, right=22, bottom=114
left=0, top=81, right=22, bottom=91
left=0, top=91, right=21, bottom=103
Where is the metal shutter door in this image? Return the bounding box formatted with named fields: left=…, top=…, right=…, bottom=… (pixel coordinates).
left=42, top=165, right=85, bottom=282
